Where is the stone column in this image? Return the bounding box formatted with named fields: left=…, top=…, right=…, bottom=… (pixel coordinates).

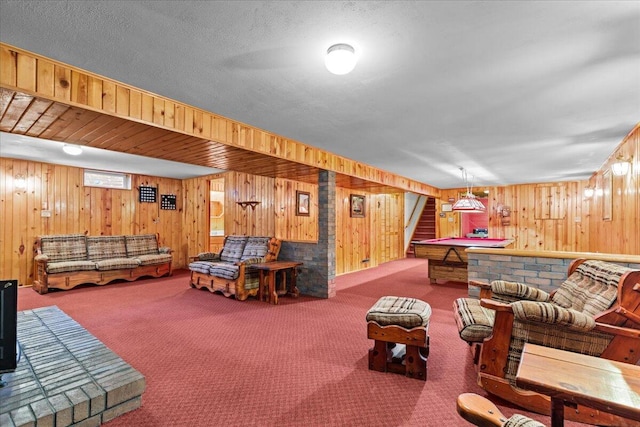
left=278, top=170, right=336, bottom=298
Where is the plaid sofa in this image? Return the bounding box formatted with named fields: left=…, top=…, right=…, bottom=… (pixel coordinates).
left=33, top=233, right=173, bottom=294
left=188, top=235, right=281, bottom=301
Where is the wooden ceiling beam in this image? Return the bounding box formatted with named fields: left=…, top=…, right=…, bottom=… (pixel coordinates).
left=0, top=43, right=440, bottom=196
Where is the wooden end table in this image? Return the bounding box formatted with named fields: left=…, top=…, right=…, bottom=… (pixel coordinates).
left=516, top=343, right=640, bottom=427
left=253, top=261, right=303, bottom=304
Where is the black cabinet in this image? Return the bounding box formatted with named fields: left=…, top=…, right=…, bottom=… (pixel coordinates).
left=0, top=279, right=18, bottom=387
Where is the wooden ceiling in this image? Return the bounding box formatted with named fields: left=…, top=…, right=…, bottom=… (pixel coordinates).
left=1, top=87, right=423, bottom=193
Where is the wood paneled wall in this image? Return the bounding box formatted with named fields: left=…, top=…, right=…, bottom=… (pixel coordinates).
left=1, top=158, right=183, bottom=285
left=3, top=126, right=637, bottom=287
left=335, top=188, right=405, bottom=273
left=587, top=124, right=639, bottom=255
left=436, top=124, right=639, bottom=255
left=437, top=182, right=589, bottom=252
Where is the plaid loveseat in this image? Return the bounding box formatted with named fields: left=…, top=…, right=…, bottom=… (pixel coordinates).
left=188, top=235, right=281, bottom=301
left=33, top=233, right=173, bottom=294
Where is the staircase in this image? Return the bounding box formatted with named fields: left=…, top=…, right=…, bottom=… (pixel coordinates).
left=407, top=197, right=436, bottom=256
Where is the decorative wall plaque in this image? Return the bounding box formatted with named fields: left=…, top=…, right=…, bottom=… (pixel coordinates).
left=139, top=186, right=157, bottom=203
left=160, top=194, right=177, bottom=210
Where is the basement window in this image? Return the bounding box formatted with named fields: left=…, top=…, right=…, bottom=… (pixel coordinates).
left=83, top=169, right=132, bottom=190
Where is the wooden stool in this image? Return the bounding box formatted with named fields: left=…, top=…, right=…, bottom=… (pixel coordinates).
left=366, top=296, right=431, bottom=380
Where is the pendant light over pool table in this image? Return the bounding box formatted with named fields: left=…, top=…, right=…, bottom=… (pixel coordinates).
left=452, top=167, right=486, bottom=213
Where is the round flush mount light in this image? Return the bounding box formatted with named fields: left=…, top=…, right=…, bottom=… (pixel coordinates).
left=325, top=43, right=357, bottom=75
left=62, top=144, right=83, bottom=156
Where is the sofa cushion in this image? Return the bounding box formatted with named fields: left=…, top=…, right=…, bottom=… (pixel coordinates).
left=95, top=258, right=140, bottom=271
left=366, top=296, right=431, bottom=329
left=551, top=260, right=630, bottom=316
left=39, top=234, right=88, bottom=263
left=208, top=262, right=240, bottom=280
left=453, top=297, right=495, bottom=343
left=189, top=261, right=215, bottom=274
left=46, top=260, right=97, bottom=274
left=136, top=253, right=173, bottom=266
left=125, top=234, right=159, bottom=257
left=240, top=236, right=270, bottom=261
left=219, top=236, right=248, bottom=263
left=87, top=235, right=127, bottom=261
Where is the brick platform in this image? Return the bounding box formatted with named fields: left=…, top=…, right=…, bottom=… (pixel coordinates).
left=0, top=306, right=145, bottom=427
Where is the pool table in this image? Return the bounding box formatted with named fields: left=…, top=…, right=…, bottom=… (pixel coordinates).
left=413, top=237, right=514, bottom=284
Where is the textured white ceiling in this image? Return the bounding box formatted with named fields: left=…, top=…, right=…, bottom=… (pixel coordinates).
left=1, top=1, right=638, bottom=188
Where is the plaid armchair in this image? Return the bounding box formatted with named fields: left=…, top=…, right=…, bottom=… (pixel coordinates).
left=453, top=259, right=640, bottom=426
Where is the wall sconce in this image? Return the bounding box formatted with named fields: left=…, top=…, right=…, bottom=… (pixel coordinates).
left=583, top=187, right=594, bottom=198
left=611, top=155, right=632, bottom=176
left=14, top=174, right=27, bottom=190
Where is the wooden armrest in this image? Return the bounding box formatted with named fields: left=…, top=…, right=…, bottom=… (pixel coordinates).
left=470, top=280, right=493, bottom=299
left=594, top=322, right=640, bottom=338
left=456, top=393, right=507, bottom=427
left=470, top=280, right=491, bottom=289
left=480, top=298, right=513, bottom=312
left=614, top=307, right=640, bottom=326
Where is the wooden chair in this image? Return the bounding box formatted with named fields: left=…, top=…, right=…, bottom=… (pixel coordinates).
left=456, top=393, right=545, bottom=427
left=452, top=259, right=640, bottom=426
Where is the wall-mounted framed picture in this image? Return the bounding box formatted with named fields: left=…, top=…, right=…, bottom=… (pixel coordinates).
left=296, top=191, right=310, bottom=216
left=602, top=169, right=612, bottom=221
left=441, top=203, right=453, bottom=212
left=350, top=194, right=365, bottom=218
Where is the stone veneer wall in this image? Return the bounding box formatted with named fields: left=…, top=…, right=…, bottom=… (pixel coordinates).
left=278, top=170, right=336, bottom=299
left=467, top=251, right=640, bottom=298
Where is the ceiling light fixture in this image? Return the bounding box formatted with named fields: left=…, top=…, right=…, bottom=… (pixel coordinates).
left=611, top=155, right=631, bottom=176
left=325, top=43, right=357, bottom=75
left=452, top=167, right=486, bottom=213
left=62, top=144, right=83, bottom=156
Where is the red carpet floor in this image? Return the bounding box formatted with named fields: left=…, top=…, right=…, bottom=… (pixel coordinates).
left=17, top=258, right=588, bottom=426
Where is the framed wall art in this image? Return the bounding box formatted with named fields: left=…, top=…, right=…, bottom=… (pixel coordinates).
left=350, top=194, right=365, bottom=218
left=296, top=191, right=310, bottom=216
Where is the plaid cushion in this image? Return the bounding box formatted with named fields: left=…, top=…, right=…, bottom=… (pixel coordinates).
left=453, top=297, right=495, bottom=343
left=511, top=301, right=595, bottom=331
left=125, top=234, right=159, bottom=257
left=87, top=236, right=127, bottom=261
left=135, top=253, right=172, bottom=266
left=208, top=262, right=240, bottom=280
left=189, top=261, right=215, bottom=274
left=491, top=280, right=551, bottom=303
left=240, top=237, right=270, bottom=261
left=220, top=236, right=248, bottom=263
left=46, top=260, right=96, bottom=274
left=504, top=415, right=545, bottom=427
left=39, top=234, right=88, bottom=263
left=551, top=260, right=630, bottom=316
left=504, top=319, right=613, bottom=384
left=95, top=258, right=140, bottom=271
left=366, top=296, right=431, bottom=328
left=244, top=267, right=260, bottom=290
left=197, top=252, right=220, bottom=261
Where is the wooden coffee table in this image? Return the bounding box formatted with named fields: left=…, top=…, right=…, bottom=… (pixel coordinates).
left=253, top=261, right=303, bottom=304
left=516, top=343, right=640, bottom=427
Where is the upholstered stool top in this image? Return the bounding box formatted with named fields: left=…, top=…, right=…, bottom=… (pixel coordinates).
left=366, top=296, right=431, bottom=329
